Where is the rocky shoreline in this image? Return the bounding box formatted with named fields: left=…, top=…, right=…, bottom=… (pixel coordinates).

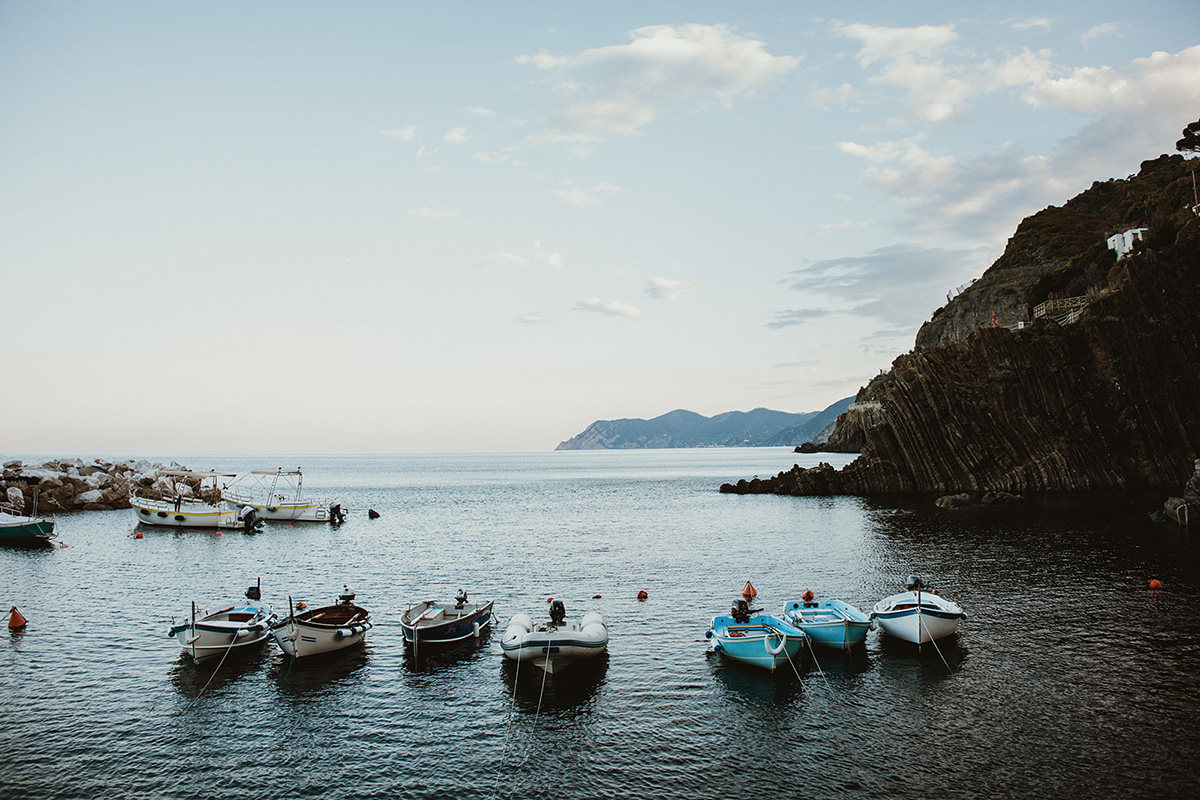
left=2, top=458, right=189, bottom=514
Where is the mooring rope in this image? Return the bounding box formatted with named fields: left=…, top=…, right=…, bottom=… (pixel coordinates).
left=184, top=626, right=248, bottom=708
left=918, top=614, right=955, bottom=672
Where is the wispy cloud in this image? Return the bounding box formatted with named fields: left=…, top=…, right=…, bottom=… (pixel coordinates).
left=516, top=312, right=550, bottom=323
left=465, top=106, right=495, bottom=116
left=647, top=277, right=699, bottom=300
left=1080, top=23, right=1120, bottom=44
left=551, top=181, right=621, bottom=205
left=443, top=127, right=468, bottom=144
left=574, top=297, right=643, bottom=318
left=407, top=207, right=457, bottom=219
left=517, top=24, right=799, bottom=143
left=487, top=252, right=530, bottom=269
left=381, top=126, right=417, bottom=141
left=767, top=308, right=833, bottom=329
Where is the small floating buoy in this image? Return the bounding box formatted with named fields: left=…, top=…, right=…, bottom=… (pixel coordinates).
left=802, top=588, right=814, bottom=602
left=134, top=531, right=143, bottom=539
left=59, top=543, right=68, bottom=548
left=546, top=596, right=554, bottom=603
left=637, top=590, right=648, bottom=601
left=1150, top=579, right=1163, bottom=589
left=742, top=581, right=757, bottom=599
left=592, top=594, right=602, bottom=599
left=296, top=602, right=307, bottom=611
left=215, top=530, right=222, bottom=535
left=368, top=509, right=380, bottom=519
left=8, top=607, right=27, bottom=630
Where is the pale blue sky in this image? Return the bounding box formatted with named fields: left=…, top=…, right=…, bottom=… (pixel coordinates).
left=2, top=2, right=1197, bottom=453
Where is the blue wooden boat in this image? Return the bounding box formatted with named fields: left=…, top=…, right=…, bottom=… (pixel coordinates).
left=705, top=599, right=807, bottom=672
left=400, top=590, right=495, bottom=655
left=782, top=596, right=872, bottom=650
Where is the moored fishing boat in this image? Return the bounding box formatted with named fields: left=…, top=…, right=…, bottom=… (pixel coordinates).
left=706, top=597, right=808, bottom=671
left=167, top=579, right=276, bottom=662
left=871, top=575, right=966, bottom=644
left=0, top=503, right=55, bottom=545
left=501, top=600, right=607, bottom=674
left=130, top=470, right=238, bottom=528
left=400, top=590, right=495, bottom=654
left=222, top=468, right=342, bottom=522
left=782, top=593, right=872, bottom=650
left=271, top=586, right=372, bottom=658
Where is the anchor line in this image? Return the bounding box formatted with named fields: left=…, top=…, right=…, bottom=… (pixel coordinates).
left=787, top=638, right=886, bottom=795
left=185, top=624, right=249, bottom=708
left=918, top=613, right=955, bottom=672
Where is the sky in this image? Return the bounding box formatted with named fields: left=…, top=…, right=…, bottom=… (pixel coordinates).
left=2, top=2, right=1198, bottom=454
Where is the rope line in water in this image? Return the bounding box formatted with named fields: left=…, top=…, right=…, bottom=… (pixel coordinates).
left=918, top=614, right=955, bottom=672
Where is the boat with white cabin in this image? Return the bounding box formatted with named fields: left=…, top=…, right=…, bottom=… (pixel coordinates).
left=222, top=468, right=341, bottom=522
left=871, top=575, right=966, bottom=644
left=167, top=580, right=276, bottom=662
left=271, top=586, right=373, bottom=658
left=501, top=600, right=607, bottom=674
left=130, top=470, right=239, bottom=528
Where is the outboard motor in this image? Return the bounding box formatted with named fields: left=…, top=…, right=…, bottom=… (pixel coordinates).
left=239, top=505, right=259, bottom=533
left=329, top=504, right=345, bottom=525
left=245, top=578, right=262, bottom=602
left=338, top=585, right=356, bottom=605
left=549, top=599, right=566, bottom=625
left=454, top=589, right=468, bottom=609
left=731, top=598, right=752, bottom=624
left=906, top=575, right=924, bottom=592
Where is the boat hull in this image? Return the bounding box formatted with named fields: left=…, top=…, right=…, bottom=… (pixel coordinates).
left=872, top=591, right=965, bottom=644
left=168, top=601, right=276, bottom=662
left=224, top=499, right=330, bottom=522
left=782, top=599, right=871, bottom=650
left=131, top=495, right=238, bottom=528
left=0, top=513, right=55, bottom=544
left=401, top=600, right=494, bottom=647
left=707, top=614, right=807, bottom=671
left=271, top=603, right=372, bottom=658
left=501, top=611, right=608, bottom=674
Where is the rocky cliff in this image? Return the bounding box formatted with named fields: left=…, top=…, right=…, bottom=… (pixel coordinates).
left=722, top=156, right=1200, bottom=497
left=2, top=458, right=188, bottom=513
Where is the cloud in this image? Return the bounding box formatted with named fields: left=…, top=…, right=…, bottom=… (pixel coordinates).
left=1080, top=23, right=1120, bottom=44
left=551, top=181, right=621, bottom=205
left=487, top=252, right=530, bottom=269
left=516, top=312, right=550, bottom=323
left=574, top=297, right=643, bottom=318
left=1012, top=18, right=1053, bottom=31
left=443, top=127, right=468, bottom=144
left=766, top=308, right=834, bottom=329
left=1026, top=45, right=1200, bottom=114
left=381, top=126, right=417, bottom=141
left=647, top=277, right=699, bottom=300
left=407, top=207, right=457, bottom=219
left=838, top=23, right=958, bottom=67
left=517, top=23, right=799, bottom=141
left=465, top=106, right=496, bottom=116
left=533, top=240, right=564, bottom=268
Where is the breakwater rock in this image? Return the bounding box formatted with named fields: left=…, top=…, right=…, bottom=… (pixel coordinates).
left=723, top=171, right=1200, bottom=497
left=1, top=458, right=188, bottom=513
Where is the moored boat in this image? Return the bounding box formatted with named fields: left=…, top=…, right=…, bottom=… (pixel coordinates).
left=501, top=600, right=607, bottom=674
left=400, top=590, right=495, bottom=654
left=782, top=593, right=872, bottom=650
left=223, top=468, right=341, bottom=523
left=706, top=597, right=808, bottom=671
left=167, top=579, right=276, bottom=662
left=871, top=575, right=966, bottom=645
left=0, top=503, right=55, bottom=545
left=131, top=470, right=238, bottom=528
left=271, top=586, right=372, bottom=658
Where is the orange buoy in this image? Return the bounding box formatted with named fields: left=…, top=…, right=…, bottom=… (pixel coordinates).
left=637, top=590, right=648, bottom=601
left=592, top=594, right=602, bottom=599
left=546, top=596, right=554, bottom=603
left=296, top=602, right=307, bottom=611
left=1150, top=579, right=1163, bottom=589
left=8, top=607, right=27, bottom=630
left=215, top=530, right=222, bottom=535
left=802, top=588, right=814, bottom=602
left=134, top=531, right=144, bottom=539
left=742, top=581, right=757, bottom=599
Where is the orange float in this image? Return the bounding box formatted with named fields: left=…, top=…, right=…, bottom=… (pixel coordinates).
left=637, top=590, right=648, bottom=601
left=1150, top=579, right=1163, bottom=589
left=8, top=607, right=28, bottom=629
left=742, top=581, right=757, bottom=598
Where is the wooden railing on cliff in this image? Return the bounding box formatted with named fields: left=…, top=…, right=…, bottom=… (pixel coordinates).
left=1033, top=296, right=1088, bottom=323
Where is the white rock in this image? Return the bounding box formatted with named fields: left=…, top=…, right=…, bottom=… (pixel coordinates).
left=74, top=489, right=104, bottom=505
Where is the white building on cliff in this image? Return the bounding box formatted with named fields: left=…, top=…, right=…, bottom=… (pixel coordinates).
left=1106, top=227, right=1149, bottom=259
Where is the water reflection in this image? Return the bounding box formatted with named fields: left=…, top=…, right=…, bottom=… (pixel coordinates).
left=402, top=629, right=494, bottom=673
left=500, top=653, right=609, bottom=714
left=169, top=648, right=267, bottom=700
left=706, top=650, right=807, bottom=707
left=268, top=646, right=371, bottom=697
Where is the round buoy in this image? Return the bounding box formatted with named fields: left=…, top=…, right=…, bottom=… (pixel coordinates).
left=1150, top=579, right=1163, bottom=589
left=802, top=588, right=814, bottom=602
left=296, top=602, right=307, bottom=611
left=135, top=531, right=144, bottom=539
left=8, top=607, right=28, bottom=630
left=546, top=596, right=554, bottom=603
left=742, top=581, right=757, bottom=599
left=215, top=530, right=222, bottom=535
left=637, top=590, right=648, bottom=601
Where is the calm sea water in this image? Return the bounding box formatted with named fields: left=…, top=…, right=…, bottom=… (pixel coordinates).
left=2, top=449, right=1198, bottom=800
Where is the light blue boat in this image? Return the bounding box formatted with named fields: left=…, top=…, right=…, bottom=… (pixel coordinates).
left=782, top=597, right=872, bottom=651
left=706, top=600, right=808, bottom=672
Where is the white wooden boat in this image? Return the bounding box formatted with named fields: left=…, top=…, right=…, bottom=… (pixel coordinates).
left=872, top=575, right=966, bottom=644
left=400, top=590, right=495, bottom=655
left=271, top=587, right=372, bottom=658
left=223, top=468, right=340, bottom=522
left=501, top=600, right=607, bottom=674
left=131, top=470, right=238, bottom=528
left=167, top=580, right=276, bottom=662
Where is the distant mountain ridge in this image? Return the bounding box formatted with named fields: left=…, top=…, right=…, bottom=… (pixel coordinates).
left=555, top=397, right=854, bottom=450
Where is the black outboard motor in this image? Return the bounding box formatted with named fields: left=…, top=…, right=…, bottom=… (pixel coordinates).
left=549, top=599, right=566, bottom=625
left=338, top=584, right=355, bottom=605
left=906, top=575, right=924, bottom=592
left=731, top=598, right=752, bottom=624
left=329, top=504, right=346, bottom=525
left=454, top=589, right=468, bottom=609
left=239, top=505, right=259, bottom=534
left=245, top=578, right=262, bottom=601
